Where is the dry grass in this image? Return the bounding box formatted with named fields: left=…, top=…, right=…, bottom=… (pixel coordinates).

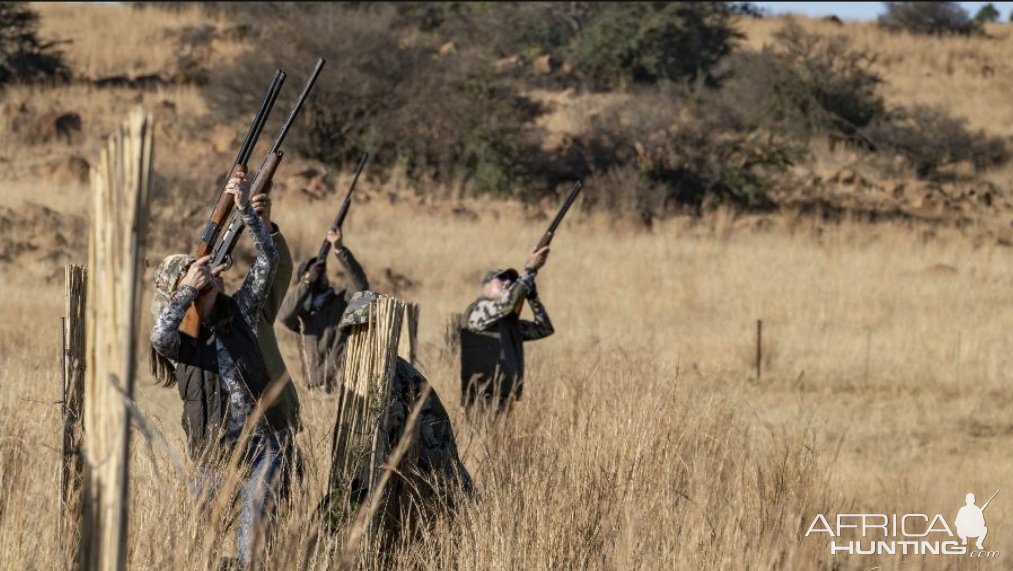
left=2, top=197, right=1012, bottom=569
left=31, top=2, right=243, bottom=81
left=740, top=18, right=1013, bottom=138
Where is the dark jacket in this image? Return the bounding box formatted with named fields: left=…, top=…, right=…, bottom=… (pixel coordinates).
left=175, top=295, right=300, bottom=459
left=322, top=357, right=472, bottom=531
left=257, top=224, right=294, bottom=381
left=150, top=202, right=299, bottom=461
left=459, top=269, right=553, bottom=410
left=279, top=246, right=369, bottom=391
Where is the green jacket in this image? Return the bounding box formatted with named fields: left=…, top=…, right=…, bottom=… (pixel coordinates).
left=257, top=224, right=302, bottom=428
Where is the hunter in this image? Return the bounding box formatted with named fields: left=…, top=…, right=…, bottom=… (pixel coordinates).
left=148, top=171, right=300, bottom=567
left=459, top=246, right=554, bottom=413
left=278, top=226, right=369, bottom=392
left=319, top=290, right=473, bottom=535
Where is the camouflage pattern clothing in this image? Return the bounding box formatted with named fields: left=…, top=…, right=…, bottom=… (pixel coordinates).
left=460, top=267, right=554, bottom=412
left=321, top=291, right=473, bottom=535
left=149, top=201, right=281, bottom=445
left=278, top=246, right=369, bottom=391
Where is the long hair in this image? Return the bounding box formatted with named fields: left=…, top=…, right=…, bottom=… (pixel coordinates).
left=150, top=345, right=176, bottom=388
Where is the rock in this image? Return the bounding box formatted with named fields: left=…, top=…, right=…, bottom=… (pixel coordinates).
left=884, top=181, right=906, bottom=199
left=832, top=168, right=856, bottom=185
left=438, top=41, right=457, bottom=56
left=533, top=54, right=561, bottom=75
left=52, top=155, right=91, bottom=185
left=494, top=55, right=521, bottom=73
left=30, top=111, right=82, bottom=145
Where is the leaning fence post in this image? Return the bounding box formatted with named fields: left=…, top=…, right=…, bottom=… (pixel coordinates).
left=60, top=264, right=87, bottom=565
left=81, top=108, right=153, bottom=571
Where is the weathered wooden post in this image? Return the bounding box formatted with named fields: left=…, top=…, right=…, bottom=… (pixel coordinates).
left=444, top=312, right=462, bottom=360
left=81, top=108, right=153, bottom=571
left=755, top=319, right=763, bottom=381
left=405, top=303, right=420, bottom=366
left=60, top=264, right=87, bottom=564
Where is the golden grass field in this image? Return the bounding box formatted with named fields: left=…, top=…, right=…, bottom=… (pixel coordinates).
left=2, top=4, right=1012, bottom=570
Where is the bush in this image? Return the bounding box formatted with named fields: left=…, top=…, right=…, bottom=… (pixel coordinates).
left=565, top=2, right=742, bottom=87
left=0, top=2, right=68, bottom=88
left=577, top=84, right=800, bottom=214
left=716, top=23, right=884, bottom=144
left=860, top=105, right=1009, bottom=178
left=878, top=2, right=982, bottom=36
left=974, top=3, right=1000, bottom=23
left=206, top=4, right=542, bottom=198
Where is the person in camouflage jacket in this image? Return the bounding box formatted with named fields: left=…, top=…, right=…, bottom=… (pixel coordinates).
left=278, top=227, right=369, bottom=392
left=318, top=291, right=473, bottom=537
left=459, top=246, right=554, bottom=413
left=148, top=172, right=298, bottom=568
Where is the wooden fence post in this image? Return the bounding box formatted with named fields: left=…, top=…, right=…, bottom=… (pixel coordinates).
left=60, top=264, right=87, bottom=565
left=81, top=108, right=153, bottom=571
left=405, top=303, right=420, bottom=366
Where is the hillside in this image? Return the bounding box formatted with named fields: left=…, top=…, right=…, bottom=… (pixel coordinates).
left=2, top=5, right=1011, bottom=246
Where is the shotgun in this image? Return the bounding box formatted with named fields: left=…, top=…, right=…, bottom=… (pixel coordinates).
left=535, top=180, right=583, bottom=250
left=210, top=57, right=327, bottom=271
left=314, top=152, right=368, bottom=268
left=179, top=69, right=286, bottom=338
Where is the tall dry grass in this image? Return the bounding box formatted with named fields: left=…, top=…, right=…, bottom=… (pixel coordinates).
left=1, top=195, right=1011, bottom=569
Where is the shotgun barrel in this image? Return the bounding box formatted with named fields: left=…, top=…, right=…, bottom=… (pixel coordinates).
left=210, top=58, right=328, bottom=270
left=535, top=180, right=583, bottom=250
left=315, top=152, right=369, bottom=263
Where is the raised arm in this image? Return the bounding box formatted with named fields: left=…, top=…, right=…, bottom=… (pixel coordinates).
left=519, top=292, right=554, bottom=341
left=335, top=246, right=369, bottom=292
left=278, top=280, right=313, bottom=332
left=150, top=285, right=198, bottom=360
left=234, top=201, right=278, bottom=330
left=325, top=227, right=369, bottom=293
left=466, top=270, right=533, bottom=331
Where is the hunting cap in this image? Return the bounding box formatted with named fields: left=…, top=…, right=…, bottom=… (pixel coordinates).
left=481, top=268, right=519, bottom=284
left=339, top=290, right=379, bottom=331
left=150, top=253, right=195, bottom=320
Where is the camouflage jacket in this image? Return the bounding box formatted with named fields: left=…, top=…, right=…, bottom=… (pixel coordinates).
left=460, top=268, right=554, bottom=408
left=322, top=357, right=473, bottom=531
left=150, top=202, right=296, bottom=455
left=278, top=247, right=369, bottom=391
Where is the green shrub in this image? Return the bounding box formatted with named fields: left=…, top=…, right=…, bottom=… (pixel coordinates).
left=879, top=2, right=982, bottom=36
left=565, top=2, right=742, bottom=87
left=206, top=3, right=541, bottom=197
left=742, top=22, right=885, bottom=141
left=860, top=105, right=1009, bottom=178
left=974, top=3, right=1000, bottom=23
left=577, top=84, right=800, bottom=213
left=0, top=2, right=68, bottom=88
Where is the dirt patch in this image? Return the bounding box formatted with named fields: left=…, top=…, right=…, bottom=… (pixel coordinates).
left=0, top=202, right=87, bottom=281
